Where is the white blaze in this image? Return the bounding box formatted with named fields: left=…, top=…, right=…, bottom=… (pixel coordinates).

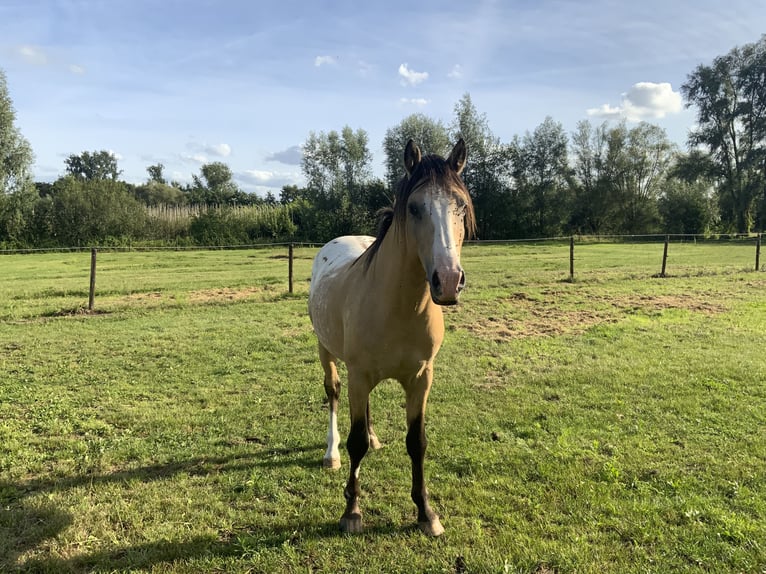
left=429, top=193, right=461, bottom=271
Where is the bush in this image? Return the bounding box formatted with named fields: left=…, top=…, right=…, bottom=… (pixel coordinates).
left=43, top=177, right=148, bottom=246
left=188, top=205, right=296, bottom=245
left=659, top=179, right=717, bottom=235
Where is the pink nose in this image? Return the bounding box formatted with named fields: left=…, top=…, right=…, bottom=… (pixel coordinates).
left=430, top=267, right=465, bottom=305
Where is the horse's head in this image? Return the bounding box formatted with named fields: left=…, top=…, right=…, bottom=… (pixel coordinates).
left=402, top=139, right=475, bottom=306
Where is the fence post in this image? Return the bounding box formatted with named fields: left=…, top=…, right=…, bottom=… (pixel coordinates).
left=88, top=248, right=97, bottom=311
left=660, top=235, right=669, bottom=278
left=288, top=243, right=294, bottom=294
left=757, top=233, right=762, bottom=271
left=569, top=236, right=575, bottom=281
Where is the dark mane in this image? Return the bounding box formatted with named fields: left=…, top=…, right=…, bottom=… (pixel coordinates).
left=357, top=153, right=476, bottom=270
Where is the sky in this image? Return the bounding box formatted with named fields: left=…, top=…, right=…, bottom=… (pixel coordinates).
left=1, top=0, right=764, bottom=196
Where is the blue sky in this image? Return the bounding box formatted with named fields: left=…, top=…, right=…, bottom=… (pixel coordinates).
left=1, top=0, right=764, bottom=195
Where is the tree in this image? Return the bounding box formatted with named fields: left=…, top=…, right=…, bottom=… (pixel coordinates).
left=131, top=162, right=185, bottom=206
left=0, top=69, right=36, bottom=246
left=0, top=69, right=35, bottom=196
left=682, top=35, right=766, bottom=232
left=569, top=120, right=614, bottom=234
left=513, top=117, right=571, bottom=237
left=659, top=177, right=716, bottom=234
left=146, top=163, right=167, bottom=185
left=187, top=161, right=240, bottom=205
left=133, top=181, right=186, bottom=206
left=449, top=93, right=513, bottom=239
left=382, top=114, right=450, bottom=192
left=300, top=126, right=381, bottom=240
left=64, top=150, right=122, bottom=181
left=279, top=184, right=304, bottom=204
left=608, top=122, right=676, bottom=234
left=43, top=176, right=147, bottom=245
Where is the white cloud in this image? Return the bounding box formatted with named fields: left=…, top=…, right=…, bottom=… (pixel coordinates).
left=206, top=143, right=231, bottom=157
left=447, top=64, right=463, bottom=80
left=107, top=149, right=123, bottom=161
left=266, top=145, right=303, bottom=165
left=315, top=55, right=336, bottom=67
left=14, top=45, right=84, bottom=75
left=398, top=63, right=428, bottom=86
left=587, top=82, right=682, bottom=122
left=181, top=153, right=207, bottom=164
left=15, top=45, right=48, bottom=65
left=171, top=170, right=187, bottom=183
left=357, top=60, right=373, bottom=77
left=400, top=98, right=430, bottom=107
left=241, top=170, right=277, bottom=183
left=185, top=141, right=231, bottom=160
left=236, top=169, right=300, bottom=190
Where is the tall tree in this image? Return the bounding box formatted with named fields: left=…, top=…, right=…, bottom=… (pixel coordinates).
left=569, top=120, right=614, bottom=234
left=609, top=122, right=676, bottom=234
left=659, top=176, right=716, bottom=234
left=513, top=117, right=570, bottom=237
left=450, top=93, right=496, bottom=159
left=382, top=114, right=450, bottom=192
left=0, top=69, right=36, bottom=245
left=449, top=93, right=513, bottom=239
left=64, top=150, right=121, bottom=181
left=301, top=126, right=381, bottom=240
left=0, top=70, right=34, bottom=196
left=188, top=161, right=240, bottom=204
left=146, top=163, right=167, bottom=185
left=682, top=35, right=766, bottom=232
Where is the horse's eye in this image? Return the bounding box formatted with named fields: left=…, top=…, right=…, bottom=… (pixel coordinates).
left=408, top=203, right=420, bottom=219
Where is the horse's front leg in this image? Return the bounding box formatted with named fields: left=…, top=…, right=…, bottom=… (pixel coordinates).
left=339, top=369, right=373, bottom=533
left=405, top=362, right=444, bottom=537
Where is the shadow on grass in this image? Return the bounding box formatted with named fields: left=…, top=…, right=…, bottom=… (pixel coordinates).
left=1, top=443, right=393, bottom=572
left=19, top=521, right=405, bottom=573
left=1, top=444, right=321, bottom=503
left=0, top=502, right=73, bottom=573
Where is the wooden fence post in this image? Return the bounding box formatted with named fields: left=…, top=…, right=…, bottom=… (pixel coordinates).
left=569, top=236, right=575, bottom=281
left=757, top=233, right=762, bottom=271
left=88, top=248, right=97, bottom=311
left=660, top=235, right=669, bottom=278
left=288, top=243, right=294, bottom=294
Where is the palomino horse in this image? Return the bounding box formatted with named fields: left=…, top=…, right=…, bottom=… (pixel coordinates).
left=308, top=139, right=475, bottom=536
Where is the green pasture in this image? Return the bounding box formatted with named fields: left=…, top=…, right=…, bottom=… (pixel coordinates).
left=0, top=242, right=764, bottom=573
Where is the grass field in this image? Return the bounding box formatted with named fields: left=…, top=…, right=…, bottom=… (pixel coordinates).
left=1, top=241, right=765, bottom=573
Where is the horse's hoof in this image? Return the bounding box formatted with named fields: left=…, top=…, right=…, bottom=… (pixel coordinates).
left=323, top=457, right=341, bottom=470
left=369, top=436, right=383, bottom=450
left=418, top=518, right=444, bottom=537
left=339, top=513, right=363, bottom=534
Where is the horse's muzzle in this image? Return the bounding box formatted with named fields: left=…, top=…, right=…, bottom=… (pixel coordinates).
left=430, top=267, right=465, bottom=306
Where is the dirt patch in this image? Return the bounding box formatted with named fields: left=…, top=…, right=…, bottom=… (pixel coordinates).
left=616, top=294, right=725, bottom=314
left=461, top=292, right=726, bottom=342
left=124, top=291, right=164, bottom=302
left=122, top=286, right=268, bottom=305
left=187, top=286, right=266, bottom=303
left=44, top=306, right=108, bottom=318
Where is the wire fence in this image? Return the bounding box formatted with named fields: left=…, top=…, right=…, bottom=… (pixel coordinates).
left=2, top=234, right=762, bottom=314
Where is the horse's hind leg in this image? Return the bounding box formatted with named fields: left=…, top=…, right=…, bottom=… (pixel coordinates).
left=367, top=400, right=382, bottom=450
left=340, top=368, right=374, bottom=534
left=319, top=344, right=342, bottom=470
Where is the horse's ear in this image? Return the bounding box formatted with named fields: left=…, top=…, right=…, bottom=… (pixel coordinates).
left=404, top=139, right=422, bottom=176
left=448, top=138, right=467, bottom=175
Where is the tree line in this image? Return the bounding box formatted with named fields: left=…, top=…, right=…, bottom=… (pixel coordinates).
left=1, top=36, right=764, bottom=249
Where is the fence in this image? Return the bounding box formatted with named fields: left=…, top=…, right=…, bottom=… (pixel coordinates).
left=1, top=235, right=763, bottom=313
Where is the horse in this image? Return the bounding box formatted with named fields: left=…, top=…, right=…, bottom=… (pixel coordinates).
left=308, top=139, right=475, bottom=536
